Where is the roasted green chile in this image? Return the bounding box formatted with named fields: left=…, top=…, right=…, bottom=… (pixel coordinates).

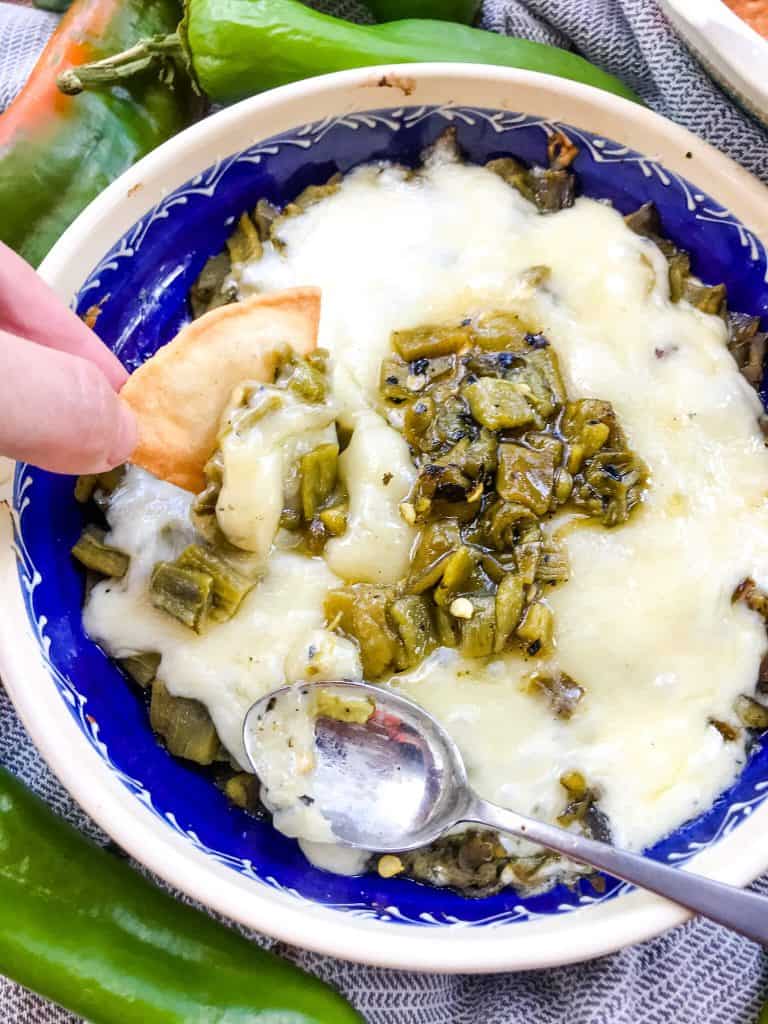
left=327, top=301, right=648, bottom=677
left=0, top=767, right=362, bottom=1024
left=58, top=0, right=640, bottom=107
left=0, top=0, right=198, bottom=266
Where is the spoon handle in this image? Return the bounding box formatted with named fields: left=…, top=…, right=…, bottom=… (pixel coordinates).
left=467, top=796, right=768, bottom=945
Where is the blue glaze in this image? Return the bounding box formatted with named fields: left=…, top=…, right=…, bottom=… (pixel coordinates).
left=12, top=107, right=768, bottom=928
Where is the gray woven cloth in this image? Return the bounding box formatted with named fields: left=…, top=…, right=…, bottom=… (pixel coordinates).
left=2, top=1, right=768, bottom=1021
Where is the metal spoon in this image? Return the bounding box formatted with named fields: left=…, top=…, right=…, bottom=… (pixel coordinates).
left=244, top=681, right=768, bottom=945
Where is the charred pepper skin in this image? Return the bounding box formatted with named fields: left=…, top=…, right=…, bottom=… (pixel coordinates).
left=0, top=0, right=199, bottom=266
left=0, top=767, right=363, bottom=1024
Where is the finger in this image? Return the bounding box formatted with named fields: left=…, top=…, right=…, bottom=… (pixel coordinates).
left=0, top=242, right=128, bottom=391
left=0, top=329, right=137, bottom=474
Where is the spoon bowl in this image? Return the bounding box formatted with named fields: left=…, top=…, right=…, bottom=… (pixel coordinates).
left=244, top=682, right=471, bottom=851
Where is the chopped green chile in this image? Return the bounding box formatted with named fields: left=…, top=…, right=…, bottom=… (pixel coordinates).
left=624, top=200, right=729, bottom=319
left=560, top=399, right=614, bottom=472
left=423, top=432, right=498, bottom=488
left=494, top=574, right=524, bottom=652
left=732, top=577, right=768, bottom=618
left=252, top=198, right=280, bottom=239
left=496, top=443, right=557, bottom=515
left=758, top=651, right=768, bottom=695
left=149, top=562, right=214, bottom=633
left=560, top=770, right=587, bottom=798
left=74, top=467, right=125, bottom=504
left=284, top=439, right=347, bottom=554
left=300, top=443, right=339, bottom=520
left=513, top=525, right=541, bottom=587
left=227, top=391, right=284, bottom=438
left=392, top=323, right=469, bottom=361
left=485, top=157, right=575, bottom=213
left=362, top=312, right=645, bottom=671
left=176, top=544, right=255, bottom=623
left=199, top=195, right=279, bottom=308
left=190, top=346, right=346, bottom=560
left=325, top=586, right=403, bottom=678
left=527, top=669, right=585, bottom=718
left=433, top=546, right=476, bottom=607
left=479, top=551, right=513, bottom=585
left=412, top=463, right=473, bottom=511
left=406, top=521, right=462, bottom=593
left=526, top=167, right=576, bottom=213
left=318, top=503, right=348, bottom=537
left=735, top=695, right=768, bottom=731
left=192, top=450, right=224, bottom=546
left=516, top=602, right=554, bottom=656
left=400, top=829, right=509, bottom=897
left=226, top=211, right=262, bottom=265
left=471, top=310, right=534, bottom=351
left=269, top=176, right=342, bottom=247
left=389, top=595, right=435, bottom=666
left=380, top=357, right=412, bottom=403
left=536, top=543, right=570, bottom=584
left=409, top=521, right=462, bottom=575
left=71, top=527, right=130, bottom=579
left=458, top=596, right=496, bottom=658
left=730, top=584, right=768, bottom=721
left=283, top=178, right=342, bottom=217
left=474, top=499, right=537, bottom=551
left=434, top=606, right=459, bottom=648
left=463, top=377, right=536, bottom=430
left=728, top=312, right=767, bottom=388
left=624, top=201, right=663, bottom=240
left=283, top=356, right=328, bottom=404
left=556, top=772, right=611, bottom=841
left=557, top=776, right=603, bottom=835
left=189, top=250, right=236, bottom=319
left=150, top=681, right=220, bottom=765
left=667, top=251, right=690, bottom=303
left=684, top=280, right=727, bottom=316
left=264, top=346, right=330, bottom=404
left=223, top=772, right=262, bottom=811
left=118, top=652, right=161, bottom=688
left=315, top=690, right=375, bottom=724
left=74, top=475, right=98, bottom=504
left=572, top=449, right=647, bottom=527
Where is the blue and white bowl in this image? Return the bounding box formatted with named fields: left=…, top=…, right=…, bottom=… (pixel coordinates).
left=1, top=66, right=768, bottom=972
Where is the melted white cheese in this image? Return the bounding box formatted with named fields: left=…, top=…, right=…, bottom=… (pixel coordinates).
left=244, top=686, right=335, bottom=843
left=217, top=386, right=337, bottom=557
left=85, top=534, right=342, bottom=769
left=325, top=409, right=416, bottom=584
left=86, top=154, right=768, bottom=876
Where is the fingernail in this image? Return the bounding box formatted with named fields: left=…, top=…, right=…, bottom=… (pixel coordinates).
left=108, top=399, right=138, bottom=466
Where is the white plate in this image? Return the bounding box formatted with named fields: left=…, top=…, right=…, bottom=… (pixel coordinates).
left=660, top=0, right=768, bottom=126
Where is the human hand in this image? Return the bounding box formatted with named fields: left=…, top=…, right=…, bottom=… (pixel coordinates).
left=0, top=243, right=137, bottom=474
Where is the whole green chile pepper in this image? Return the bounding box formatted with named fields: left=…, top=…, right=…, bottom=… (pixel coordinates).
left=0, top=767, right=363, bottom=1024
left=57, top=0, right=640, bottom=107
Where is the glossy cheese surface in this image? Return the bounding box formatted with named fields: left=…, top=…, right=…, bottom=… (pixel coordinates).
left=85, top=155, right=768, bottom=873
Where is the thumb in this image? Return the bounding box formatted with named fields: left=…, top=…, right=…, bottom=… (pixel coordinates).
left=0, top=329, right=137, bottom=474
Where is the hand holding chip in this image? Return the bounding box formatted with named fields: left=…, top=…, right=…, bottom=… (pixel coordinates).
left=0, top=243, right=137, bottom=474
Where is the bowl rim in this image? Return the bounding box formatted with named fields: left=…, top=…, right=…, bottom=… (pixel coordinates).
left=3, top=62, right=768, bottom=973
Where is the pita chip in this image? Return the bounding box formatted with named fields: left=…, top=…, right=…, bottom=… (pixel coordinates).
left=121, top=287, right=321, bottom=493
